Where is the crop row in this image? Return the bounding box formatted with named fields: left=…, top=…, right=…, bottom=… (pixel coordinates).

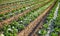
left=27, top=0, right=57, bottom=36
left=0, top=0, right=50, bottom=27
left=36, top=1, right=60, bottom=36
left=0, top=0, right=46, bottom=14
left=17, top=0, right=57, bottom=36
left=0, top=0, right=38, bottom=11
left=0, top=0, right=50, bottom=22
left=50, top=3, right=60, bottom=36
left=19, top=0, right=57, bottom=36
left=0, top=1, right=41, bottom=21
left=0, top=0, right=54, bottom=36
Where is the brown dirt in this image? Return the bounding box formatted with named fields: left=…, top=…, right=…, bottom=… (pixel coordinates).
left=30, top=15, right=48, bottom=36
left=0, top=0, right=50, bottom=28
left=17, top=0, right=57, bottom=36
left=0, top=0, right=45, bottom=14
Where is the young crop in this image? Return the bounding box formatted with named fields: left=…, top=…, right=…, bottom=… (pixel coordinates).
left=50, top=32, right=58, bottom=36
left=37, top=1, right=58, bottom=36
left=38, top=29, right=47, bottom=36
left=0, top=1, right=52, bottom=36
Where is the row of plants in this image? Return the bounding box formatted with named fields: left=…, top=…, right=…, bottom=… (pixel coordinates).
left=0, top=0, right=45, bottom=12
left=0, top=1, right=53, bottom=36
left=36, top=1, right=58, bottom=36
left=0, top=1, right=41, bottom=21
left=0, top=0, right=40, bottom=6
left=0, top=0, right=48, bottom=13
left=0, top=0, right=50, bottom=22
left=0, top=0, right=36, bottom=12
left=0, top=1, right=34, bottom=12
left=0, top=0, right=34, bottom=7
left=50, top=3, right=60, bottom=36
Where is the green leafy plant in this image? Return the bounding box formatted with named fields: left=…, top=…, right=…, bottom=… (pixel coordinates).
left=50, top=32, right=58, bottom=36
left=38, top=29, right=47, bottom=35
left=0, top=14, right=4, bottom=17
left=54, top=27, right=60, bottom=32
left=43, top=24, right=49, bottom=29
left=17, top=24, right=25, bottom=31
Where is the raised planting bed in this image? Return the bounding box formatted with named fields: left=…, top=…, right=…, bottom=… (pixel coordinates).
left=0, top=0, right=45, bottom=6
left=28, top=1, right=58, bottom=36
left=0, top=0, right=47, bottom=14
left=0, top=0, right=30, bottom=5
left=0, top=0, right=38, bottom=13
left=17, top=0, right=57, bottom=36
left=0, top=1, right=41, bottom=21
left=28, top=15, right=47, bottom=36
left=0, top=0, right=34, bottom=8
left=0, top=0, right=38, bottom=11
left=0, top=0, right=55, bottom=36
left=50, top=3, right=60, bottom=36
left=0, top=0, right=50, bottom=27
left=35, top=1, right=60, bottom=36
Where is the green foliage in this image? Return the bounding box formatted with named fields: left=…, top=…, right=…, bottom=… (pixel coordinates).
left=50, top=32, right=58, bottom=36
left=38, top=29, right=47, bottom=35
left=43, top=24, right=49, bottom=29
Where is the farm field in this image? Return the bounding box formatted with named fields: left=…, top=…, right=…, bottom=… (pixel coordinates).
left=0, top=0, right=60, bottom=36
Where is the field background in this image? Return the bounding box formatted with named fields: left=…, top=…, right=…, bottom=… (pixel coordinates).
left=0, top=0, right=25, bottom=4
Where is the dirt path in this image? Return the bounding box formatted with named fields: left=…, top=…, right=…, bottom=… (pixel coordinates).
left=0, top=0, right=50, bottom=28
left=17, top=0, right=57, bottom=36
